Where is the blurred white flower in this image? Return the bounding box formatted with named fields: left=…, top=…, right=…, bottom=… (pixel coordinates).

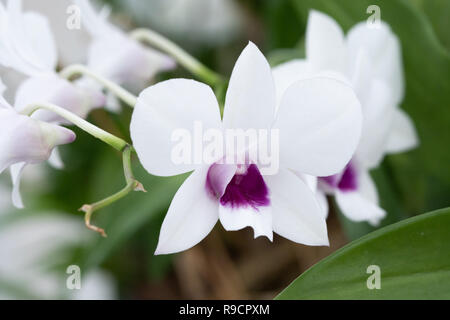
left=74, top=0, right=175, bottom=111
left=131, top=42, right=362, bottom=254
left=0, top=0, right=105, bottom=123
left=0, top=208, right=116, bottom=299
left=0, top=78, right=75, bottom=208
left=272, top=10, right=419, bottom=225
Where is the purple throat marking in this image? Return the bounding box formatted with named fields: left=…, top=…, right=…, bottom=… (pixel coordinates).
left=206, top=164, right=270, bottom=210
left=321, top=162, right=358, bottom=192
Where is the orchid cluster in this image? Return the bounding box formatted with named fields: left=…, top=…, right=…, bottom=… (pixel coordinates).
left=0, top=1, right=418, bottom=256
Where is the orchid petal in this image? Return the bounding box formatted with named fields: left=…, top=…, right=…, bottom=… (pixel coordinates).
left=23, top=12, right=58, bottom=72
left=223, top=42, right=276, bottom=130
left=275, top=76, right=362, bottom=176
left=14, top=75, right=98, bottom=123
left=48, top=148, right=64, bottom=169
left=131, top=79, right=222, bottom=177
left=10, top=162, right=26, bottom=208
left=355, top=80, right=396, bottom=169
left=0, top=0, right=56, bottom=76
left=74, top=0, right=116, bottom=37
left=88, top=36, right=175, bottom=88
left=219, top=204, right=273, bottom=241
left=265, top=168, right=329, bottom=246
left=384, top=108, right=419, bottom=154
left=0, top=109, right=75, bottom=175
left=335, top=168, right=385, bottom=225
left=306, top=10, right=346, bottom=74
left=347, top=21, right=404, bottom=103
left=272, top=59, right=312, bottom=107
left=358, top=169, right=380, bottom=206
left=155, top=167, right=219, bottom=255
left=335, top=190, right=386, bottom=226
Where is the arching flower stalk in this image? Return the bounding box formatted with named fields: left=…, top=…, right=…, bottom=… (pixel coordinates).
left=130, top=28, right=223, bottom=87
left=20, top=102, right=145, bottom=236
left=59, top=64, right=138, bottom=108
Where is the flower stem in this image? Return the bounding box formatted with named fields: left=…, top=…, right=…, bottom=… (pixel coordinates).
left=130, top=28, right=224, bottom=87
left=81, top=145, right=146, bottom=237
left=60, top=64, right=138, bottom=107
left=20, top=104, right=146, bottom=236
left=21, top=102, right=128, bottom=151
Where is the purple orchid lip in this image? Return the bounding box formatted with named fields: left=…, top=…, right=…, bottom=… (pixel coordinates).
left=321, top=162, right=358, bottom=192
left=206, top=163, right=270, bottom=210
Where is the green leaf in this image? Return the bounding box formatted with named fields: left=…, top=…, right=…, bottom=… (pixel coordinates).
left=276, top=207, right=450, bottom=299
left=410, top=0, right=450, bottom=52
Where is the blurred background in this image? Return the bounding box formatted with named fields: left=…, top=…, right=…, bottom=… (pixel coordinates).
left=0, top=0, right=449, bottom=299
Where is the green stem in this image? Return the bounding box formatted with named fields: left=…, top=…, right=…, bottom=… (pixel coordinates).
left=20, top=102, right=128, bottom=151
left=81, top=146, right=145, bottom=237
left=60, top=64, right=138, bottom=107
left=20, top=104, right=145, bottom=236
left=130, top=28, right=224, bottom=86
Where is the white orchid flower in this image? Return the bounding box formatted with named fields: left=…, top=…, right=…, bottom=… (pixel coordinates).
left=130, top=42, right=362, bottom=254
left=0, top=79, right=75, bottom=208
left=0, top=0, right=105, bottom=123
left=74, top=0, right=175, bottom=111
left=272, top=11, right=419, bottom=225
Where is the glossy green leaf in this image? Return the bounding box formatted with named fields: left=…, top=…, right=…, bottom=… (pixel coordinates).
left=276, top=207, right=450, bottom=299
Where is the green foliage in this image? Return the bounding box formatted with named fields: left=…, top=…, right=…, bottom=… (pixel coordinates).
left=276, top=207, right=450, bottom=299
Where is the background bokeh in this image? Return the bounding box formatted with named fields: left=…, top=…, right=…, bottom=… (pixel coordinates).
left=0, top=0, right=449, bottom=299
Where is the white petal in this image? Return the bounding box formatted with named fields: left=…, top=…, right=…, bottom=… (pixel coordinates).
left=88, top=35, right=175, bottom=88
left=131, top=79, right=222, bottom=177
left=265, top=168, right=328, bottom=246
left=294, top=172, right=328, bottom=218
left=206, top=163, right=237, bottom=199
left=0, top=78, right=13, bottom=109
left=347, top=21, right=404, bottom=103
left=219, top=204, right=273, bottom=241
left=358, top=169, right=380, bottom=205
left=23, top=12, right=58, bottom=72
left=306, top=10, right=346, bottom=73
left=0, top=108, right=75, bottom=172
left=14, top=75, right=94, bottom=123
left=355, top=80, right=396, bottom=169
left=316, top=189, right=329, bottom=219
left=155, top=167, right=219, bottom=255
left=295, top=173, right=318, bottom=191
left=222, top=42, right=276, bottom=130
left=48, top=148, right=64, bottom=169
left=10, top=162, right=26, bottom=208
left=274, top=76, right=362, bottom=176
left=0, top=0, right=56, bottom=75
left=335, top=190, right=386, bottom=226
left=272, top=59, right=312, bottom=107
left=384, top=108, right=419, bottom=154
left=349, top=49, right=373, bottom=105
left=74, top=0, right=117, bottom=37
